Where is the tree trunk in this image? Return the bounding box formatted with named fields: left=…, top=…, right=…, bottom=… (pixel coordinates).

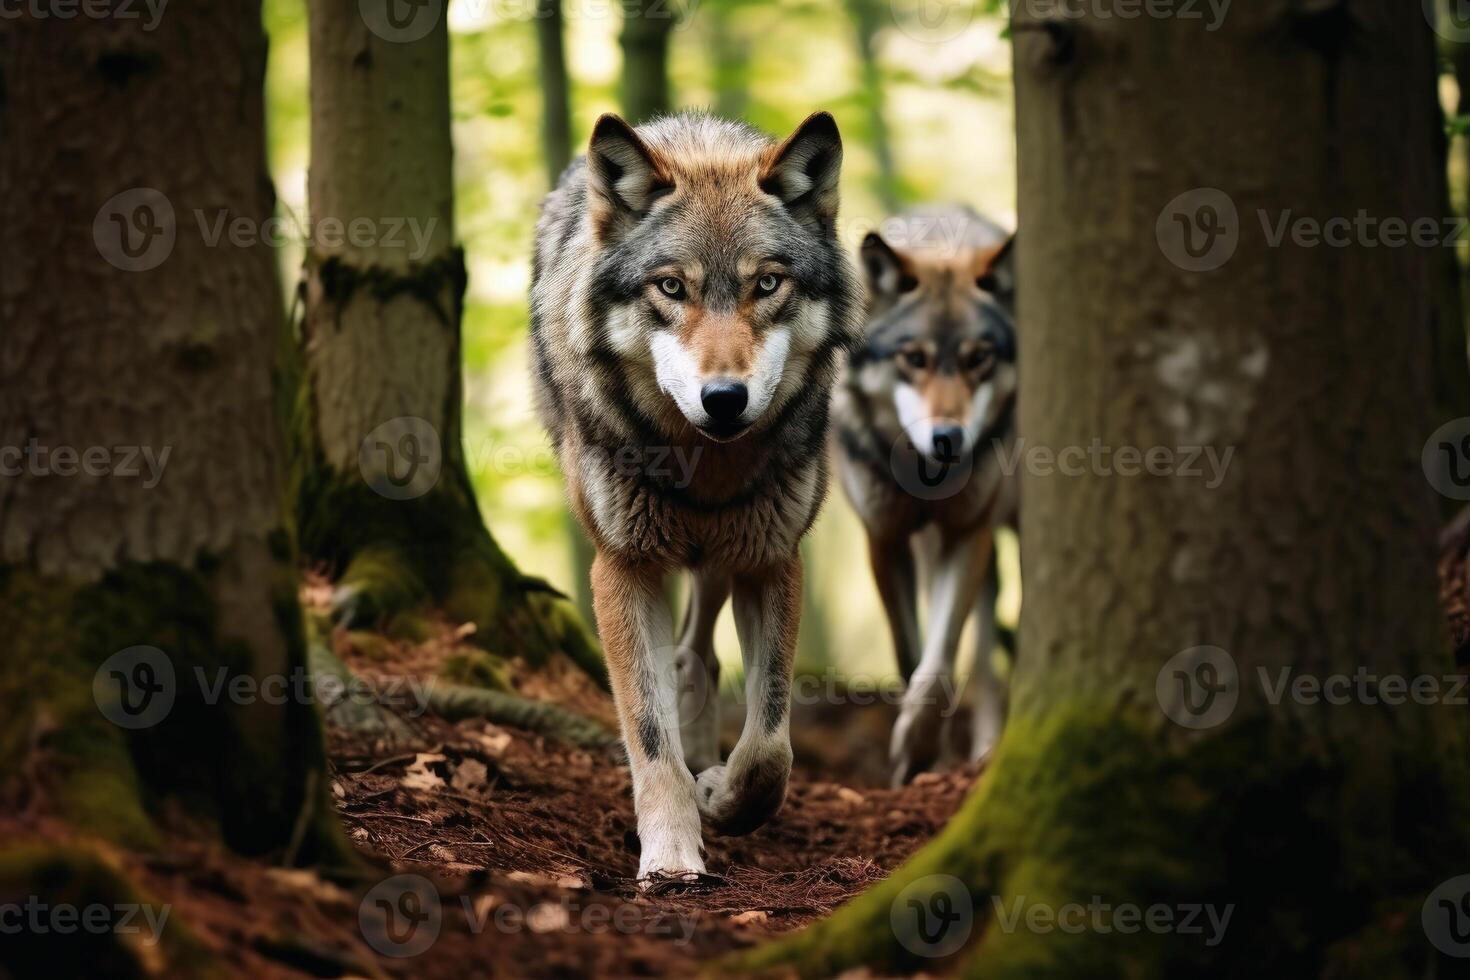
left=619, top=0, right=677, bottom=123
left=845, top=0, right=900, bottom=212
left=536, top=0, right=574, bottom=185
left=0, top=0, right=344, bottom=873
left=737, top=4, right=1470, bottom=977
left=1436, top=36, right=1470, bottom=521
left=297, top=1, right=600, bottom=680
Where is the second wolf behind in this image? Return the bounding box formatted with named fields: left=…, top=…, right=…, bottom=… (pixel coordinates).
left=833, top=205, right=1018, bottom=786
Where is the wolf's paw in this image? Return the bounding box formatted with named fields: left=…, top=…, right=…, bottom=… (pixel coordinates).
left=636, top=836, right=706, bottom=889
left=695, top=751, right=790, bottom=836
left=889, top=681, right=948, bottom=786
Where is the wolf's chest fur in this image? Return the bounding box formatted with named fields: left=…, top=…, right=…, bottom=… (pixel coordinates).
left=558, top=407, right=828, bottom=572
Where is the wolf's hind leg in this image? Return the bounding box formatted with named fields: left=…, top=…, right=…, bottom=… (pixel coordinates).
left=695, top=555, right=799, bottom=836
left=675, top=569, right=730, bottom=774
left=591, top=554, right=705, bottom=882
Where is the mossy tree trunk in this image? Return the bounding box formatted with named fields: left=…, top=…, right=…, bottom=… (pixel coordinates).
left=1435, top=33, right=1470, bottom=522
left=297, top=1, right=599, bottom=678
left=0, top=0, right=346, bottom=901
left=738, top=4, right=1470, bottom=977
left=619, top=0, right=677, bottom=123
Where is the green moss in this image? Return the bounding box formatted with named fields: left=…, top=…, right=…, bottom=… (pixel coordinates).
left=0, top=554, right=353, bottom=868
left=384, top=610, right=435, bottom=644
left=438, top=650, right=513, bottom=691
left=729, top=703, right=1469, bottom=979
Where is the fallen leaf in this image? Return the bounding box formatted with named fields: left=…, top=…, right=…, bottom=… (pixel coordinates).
left=401, top=753, right=447, bottom=792
left=452, top=758, right=489, bottom=793
left=477, top=728, right=513, bottom=755
left=527, top=902, right=571, bottom=933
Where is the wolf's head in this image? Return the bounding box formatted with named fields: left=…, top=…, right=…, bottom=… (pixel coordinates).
left=582, top=112, right=860, bottom=442
left=858, top=220, right=1016, bottom=463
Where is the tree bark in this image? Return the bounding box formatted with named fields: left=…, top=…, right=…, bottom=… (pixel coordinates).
left=619, top=0, right=677, bottom=123
left=0, top=0, right=344, bottom=868
left=737, top=4, right=1470, bottom=976
left=297, top=1, right=600, bottom=680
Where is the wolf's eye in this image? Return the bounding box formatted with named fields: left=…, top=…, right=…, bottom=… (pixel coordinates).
left=658, top=277, right=686, bottom=300
left=903, top=349, right=928, bottom=370
left=965, top=347, right=994, bottom=371
left=755, top=273, right=782, bottom=297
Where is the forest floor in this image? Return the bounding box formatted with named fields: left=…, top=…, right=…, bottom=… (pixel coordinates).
left=5, top=579, right=976, bottom=979
left=22, top=534, right=1466, bottom=979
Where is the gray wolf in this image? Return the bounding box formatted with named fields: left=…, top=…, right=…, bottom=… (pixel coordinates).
left=832, top=205, right=1018, bottom=785
left=530, top=111, right=862, bottom=881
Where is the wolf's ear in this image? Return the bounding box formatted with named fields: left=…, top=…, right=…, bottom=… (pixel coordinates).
left=587, top=114, right=672, bottom=235
left=761, top=112, right=843, bottom=235
left=861, top=232, right=918, bottom=299
left=974, top=233, right=1016, bottom=310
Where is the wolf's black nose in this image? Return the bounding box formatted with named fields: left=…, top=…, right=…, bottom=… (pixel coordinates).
left=701, top=380, right=749, bottom=425
left=932, top=424, right=965, bottom=459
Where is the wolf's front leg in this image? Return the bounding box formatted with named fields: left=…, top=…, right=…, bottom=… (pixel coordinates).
left=695, top=555, right=799, bottom=836
left=889, top=528, right=992, bottom=786
left=591, top=554, right=705, bottom=882
left=675, top=569, right=730, bottom=774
